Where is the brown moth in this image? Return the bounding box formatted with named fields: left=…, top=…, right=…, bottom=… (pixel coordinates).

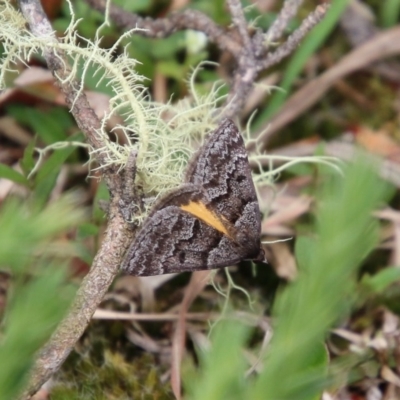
left=122, top=118, right=265, bottom=276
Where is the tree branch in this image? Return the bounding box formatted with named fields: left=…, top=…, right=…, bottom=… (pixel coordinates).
left=86, top=0, right=242, bottom=56
left=17, top=0, right=136, bottom=397
left=84, top=0, right=330, bottom=121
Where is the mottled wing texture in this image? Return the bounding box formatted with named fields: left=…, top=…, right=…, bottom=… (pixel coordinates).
left=185, top=119, right=262, bottom=257
left=123, top=205, right=247, bottom=276
left=122, top=119, right=264, bottom=276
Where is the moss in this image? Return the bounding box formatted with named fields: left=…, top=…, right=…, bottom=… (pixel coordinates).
left=52, top=348, right=173, bottom=400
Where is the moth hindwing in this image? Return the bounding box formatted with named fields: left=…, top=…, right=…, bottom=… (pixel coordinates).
left=122, top=119, right=265, bottom=276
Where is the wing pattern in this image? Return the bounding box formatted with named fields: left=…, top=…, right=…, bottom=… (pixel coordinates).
left=122, top=119, right=264, bottom=276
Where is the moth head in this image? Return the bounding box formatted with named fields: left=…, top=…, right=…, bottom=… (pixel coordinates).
left=235, top=230, right=266, bottom=263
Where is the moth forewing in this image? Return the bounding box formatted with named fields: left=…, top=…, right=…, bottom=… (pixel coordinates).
left=122, top=119, right=265, bottom=276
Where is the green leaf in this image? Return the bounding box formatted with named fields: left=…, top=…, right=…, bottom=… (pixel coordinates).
left=0, top=164, right=29, bottom=186
left=158, top=60, right=187, bottom=81
left=186, top=320, right=249, bottom=400
left=77, top=222, right=99, bottom=239
left=7, top=106, right=74, bottom=144
left=0, top=195, right=83, bottom=398
left=33, top=133, right=84, bottom=206
left=92, top=181, right=109, bottom=222
left=0, top=266, right=75, bottom=399
left=0, top=195, right=85, bottom=270
left=248, top=156, right=391, bottom=400
left=361, top=267, right=400, bottom=294
left=114, top=0, right=151, bottom=13
left=380, top=0, right=400, bottom=28
left=35, top=146, right=74, bottom=183
left=20, top=138, right=36, bottom=177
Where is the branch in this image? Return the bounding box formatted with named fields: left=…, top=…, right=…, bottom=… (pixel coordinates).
left=258, top=4, right=329, bottom=71
left=265, top=0, right=304, bottom=44
left=86, top=0, right=241, bottom=56
left=17, top=0, right=137, bottom=397
left=223, top=2, right=329, bottom=120
left=222, top=0, right=258, bottom=120
left=19, top=0, right=106, bottom=165
left=227, top=0, right=252, bottom=51
left=21, top=205, right=129, bottom=398
left=83, top=0, right=329, bottom=120
left=249, top=26, right=400, bottom=149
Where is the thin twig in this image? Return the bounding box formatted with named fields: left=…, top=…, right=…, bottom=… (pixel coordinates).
left=20, top=0, right=106, bottom=161
left=221, top=0, right=258, bottom=119
left=249, top=26, right=400, bottom=148
left=265, top=0, right=304, bottom=44
left=258, top=4, right=330, bottom=71
left=83, top=0, right=329, bottom=121
left=227, top=0, right=253, bottom=50
left=86, top=0, right=242, bottom=56
left=17, top=0, right=136, bottom=398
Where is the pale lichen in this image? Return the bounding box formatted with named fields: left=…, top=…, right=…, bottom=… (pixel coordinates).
left=0, top=1, right=339, bottom=225
left=0, top=2, right=225, bottom=222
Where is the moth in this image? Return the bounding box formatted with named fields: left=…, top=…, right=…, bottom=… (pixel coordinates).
left=122, top=118, right=265, bottom=276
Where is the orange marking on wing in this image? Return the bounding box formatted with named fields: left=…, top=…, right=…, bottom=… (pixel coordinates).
left=180, top=201, right=231, bottom=237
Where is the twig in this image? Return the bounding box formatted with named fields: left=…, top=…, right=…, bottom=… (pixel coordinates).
left=259, top=4, right=330, bottom=71
left=249, top=26, right=400, bottom=148
left=86, top=0, right=241, bottom=55
left=171, top=271, right=212, bottom=399
left=17, top=0, right=137, bottom=398
left=224, top=2, right=329, bottom=120
left=227, top=0, right=253, bottom=51
left=84, top=0, right=330, bottom=121
left=223, top=0, right=258, bottom=120
left=20, top=0, right=105, bottom=160
left=265, top=0, right=304, bottom=44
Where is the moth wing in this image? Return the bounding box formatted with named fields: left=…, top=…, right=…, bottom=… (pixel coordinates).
left=122, top=206, right=246, bottom=276
left=122, top=120, right=265, bottom=276
left=185, top=119, right=261, bottom=248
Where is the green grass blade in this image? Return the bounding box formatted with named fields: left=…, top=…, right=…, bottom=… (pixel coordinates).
left=248, top=156, right=391, bottom=400
left=186, top=320, right=249, bottom=400
left=0, top=195, right=84, bottom=398
left=0, top=163, right=29, bottom=186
